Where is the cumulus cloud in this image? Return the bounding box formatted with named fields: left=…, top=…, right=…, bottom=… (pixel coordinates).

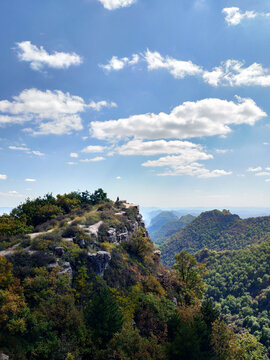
left=16, top=41, right=82, bottom=71
left=203, top=60, right=270, bottom=87
left=98, top=0, right=136, bottom=10
left=144, top=49, right=203, bottom=78
left=0, top=174, right=7, bottom=180
left=222, top=7, right=257, bottom=25
left=25, top=178, right=36, bottom=182
left=101, top=50, right=270, bottom=87
left=116, top=176, right=121, bottom=180
left=81, top=145, right=106, bottom=153
left=0, top=89, right=116, bottom=135
left=100, top=54, right=139, bottom=71
left=222, top=7, right=270, bottom=26
left=89, top=100, right=117, bottom=111
left=80, top=156, right=105, bottom=162
left=90, top=97, right=266, bottom=140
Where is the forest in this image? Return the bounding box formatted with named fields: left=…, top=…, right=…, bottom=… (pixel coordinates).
left=0, top=191, right=268, bottom=359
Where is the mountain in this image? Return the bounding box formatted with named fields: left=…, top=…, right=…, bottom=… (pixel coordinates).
left=150, top=214, right=196, bottom=245
left=0, top=191, right=265, bottom=359
left=196, top=237, right=270, bottom=354
left=147, top=211, right=179, bottom=238
left=161, top=209, right=270, bottom=266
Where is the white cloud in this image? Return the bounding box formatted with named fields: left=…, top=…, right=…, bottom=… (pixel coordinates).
left=116, top=176, right=121, bottom=180
left=90, top=97, right=266, bottom=140
left=266, top=167, right=270, bottom=171
left=222, top=7, right=270, bottom=26
left=144, top=49, right=203, bottom=79
left=101, top=50, right=270, bottom=88
left=265, top=179, right=270, bottom=182
left=215, top=149, right=233, bottom=154
left=31, top=150, right=44, bottom=156
left=98, top=0, right=136, bottom=10
left=222, top=7, right=257, bottom=26
left=0, top=89, right=116, bottom=135
left=70, top=152, right=78, bottom=158
left=9, top=145, right=29, bottom=151
left=116, top=139, right=209, bottom=157
left=16, top=41, right=82, bottom=71
left=203, top=60, right=270, bottom=87
left=8, top=145, right=44, bottom=156
left=25, top=178, right=36, bottom=182
left=255, top=171, right=270, bottom=176
left=0, top=191, right=24, bottom=198
left=0, top=174, right=7, bottom=180
left=89, top=100, right=117, bottom=111
left=142, top=158, right=231, bottom=178
left=82, top=145, right=106, bottom=153
left=80, top=156, right=105, bottom=162
left=67, top=161, right=77, bottom=165
left=100, top=54, right=139, bottom=71
left=247, top=166, right=262, bottom=172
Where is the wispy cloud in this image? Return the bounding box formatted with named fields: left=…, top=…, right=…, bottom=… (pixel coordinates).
left=80, top=156, right=105, bottom=162
left=247, top=166, right=262, bottom=172
left=24, top=178, right=36, bottom=182
left=9, top=145, right=45, bottom=156
left=0, top=174, right=7, bottom=180
left=16, top=41, right=82, bottom=71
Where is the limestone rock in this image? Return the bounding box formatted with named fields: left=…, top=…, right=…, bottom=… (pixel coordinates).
left=87, top=251, right=111, bottom=276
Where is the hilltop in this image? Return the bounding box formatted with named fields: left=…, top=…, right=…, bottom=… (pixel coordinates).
left=161, top=209, right=270, bottom=266
left=148, top=212, right=195, bottom=245
left=0, top=190, right=266, bottom=359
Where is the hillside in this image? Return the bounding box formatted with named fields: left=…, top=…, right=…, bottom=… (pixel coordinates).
left=161, top=209, right=270, bottom=266
left=0, top=191, right=266, bottom=359
left=150, top=214, right=195, bottom=245
left=196, top=238, right=270, bottom=354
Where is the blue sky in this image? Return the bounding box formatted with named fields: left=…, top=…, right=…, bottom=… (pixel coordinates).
left=1, top=0, right=270, bottom=208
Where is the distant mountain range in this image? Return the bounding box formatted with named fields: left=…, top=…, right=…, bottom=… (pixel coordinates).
left=147, top=211, right=195, bottom=245
left=161, top=209, right=270, bottom=266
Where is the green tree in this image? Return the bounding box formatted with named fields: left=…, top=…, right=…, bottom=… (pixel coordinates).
left=173, top=251, right=206, bottom=304
left=85, top=287, right=123, bottom=344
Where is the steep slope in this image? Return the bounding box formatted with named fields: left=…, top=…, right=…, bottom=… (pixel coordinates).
left=0, top=191, right=266, bottom=360
left=151, top=214, right=195, bottom=245
left=161, top=209, right=270, bottom=266
left=196, top=238, right=270, bottom=354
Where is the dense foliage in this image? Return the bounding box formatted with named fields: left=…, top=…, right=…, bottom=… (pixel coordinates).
left=0, top=193, right=266, bottom=359
left=196, top=238, right=270, bottom=354
left=161, top=209, right=270, bottom=266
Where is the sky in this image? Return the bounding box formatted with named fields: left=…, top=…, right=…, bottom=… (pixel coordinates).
left=1, top=0, right=270, bottom=208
